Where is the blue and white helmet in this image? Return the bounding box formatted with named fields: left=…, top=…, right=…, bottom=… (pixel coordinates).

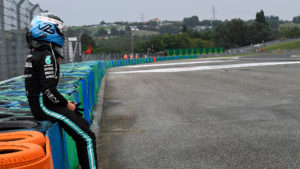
left=29, top=13, right=65, bottom=47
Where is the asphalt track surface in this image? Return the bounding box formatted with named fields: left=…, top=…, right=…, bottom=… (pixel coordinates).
left=98, top=52, right=300, bottom=169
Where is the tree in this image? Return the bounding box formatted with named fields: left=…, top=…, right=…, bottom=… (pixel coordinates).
left=199, top=20, right=223, bottom=27
left=293, top=16, right=300, bottom=24
left=145, top=20, right=159, bottom=31
left=226, top=19, right=249, bottom=47
left=119, top=30, right=126, bottom=36
left=96, top=28, right=108, bottom=36
left=255, top=10, right=268, bottom=26
left=251, top=10, right=273, bottom=43
left=81, top=33, right=96, bottom=52
left=192, top=39, right=204, bottom=48
left=183, top=16, right=200, bottom=28
left=248, top=22, right=273, bottom=44
left=187, top=31, right=203, bottom=39
left=202, top=30, right=214, bottom=41
left=213, top=24, right=232, bottom=48
left=125, top=25, right=131, bottom=32
left=159, top=25, right=181, bottom=34
left=181, top=25, right=188, bottom=33
left=137, top=35, right=165, bottom=52
left=281, top=27, right=300, bottom=38
left=135, top=33, right=193, bottom=52
left=199, top=20, right=212, bottom=26
left=100, top=21, right=106, bottom=25
left=110, top=28, right=119, bottom=36
left=266, top=15, right=280, bottom=30
left=66, top=28, right=82, bottom=37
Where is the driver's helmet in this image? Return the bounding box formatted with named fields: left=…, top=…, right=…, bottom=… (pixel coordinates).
left=28, top=13, right=65, bottom=47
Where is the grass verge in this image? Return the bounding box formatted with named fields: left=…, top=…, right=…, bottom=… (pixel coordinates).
left=263, top=41, right=300, bottom=51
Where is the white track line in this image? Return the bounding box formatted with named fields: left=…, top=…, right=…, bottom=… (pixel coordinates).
left=120, top=60, right=236, bottom=68
left=110, top=61, right=300, bottom=74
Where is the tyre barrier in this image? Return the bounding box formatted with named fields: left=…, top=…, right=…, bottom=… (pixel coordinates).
left=0, top=113, right=13, bottom=119
left=16, top=137, right=54, bottom=169
left=0, top=132, right=53, bottom=169
left=0, top=131, right=46, bottom=147
left=0, top=109, right=32, bottom=116
left=0, top=116, right=35, bottom=122
left=0, top=120, right=39, bottom=132
left=0, top=143, right=45, bottom=169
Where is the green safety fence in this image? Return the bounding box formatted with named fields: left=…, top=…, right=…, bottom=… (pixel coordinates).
left=166, top=47, right=225, bottom=56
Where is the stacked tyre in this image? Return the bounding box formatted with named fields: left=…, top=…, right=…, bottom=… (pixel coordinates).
left=0, top=131, right=53, bottom=169
left=0, top=107, right=42, bottom=133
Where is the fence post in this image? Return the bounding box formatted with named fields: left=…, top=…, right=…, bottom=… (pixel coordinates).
left=0, top=0, right=4, bottom=30
left=75, top=32, right=83, bottom=62
left=16, top=0, right=25, bottom=71
left=29, top=4, right=39, bottom=21
left=0, top=0, right=5, bottom=80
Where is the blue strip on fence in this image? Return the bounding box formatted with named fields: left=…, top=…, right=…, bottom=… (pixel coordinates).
left=80, top=78, right=91, bottom=124
left=46, top=123, right=66, bottom=169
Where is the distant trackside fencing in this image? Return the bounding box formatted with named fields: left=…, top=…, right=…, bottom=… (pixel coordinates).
left=166, top=47, right=225, bottom=56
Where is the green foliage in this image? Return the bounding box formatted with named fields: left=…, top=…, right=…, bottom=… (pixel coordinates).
left=263, top=40, right=300, bottom=51
left=202, top=30, right=215, bottom=41
left=280, top=22, right=300, bottom=29
left=181, top=25, right=188, bottom=33
left=186, top=30, right=203, bottom=39
left=81, top=33, right=96, bottom=52
left=110, top=28, right=119, bottom=36
left=183, top=16, right=200, bottom=28
left=100, top=21, right=106, bottom=25
left=95, top=28, right=108, bottom=36
left=159, top=25, right=181, bottom=34
left=135, top=33, right=215, bottom=52
left=212, top=17, right=274, bottom=49
left=74, top=10, right=293, bottom=53
left=213, top=24, right=232, bottom=49
left=132, top=30, right=159, bottom=37
left=94, top=35, right=150, bottom=53
left=248, top=21, right=273, bottom=43
left=125, top=25, right=131, bottom=32
left=93, top=46, right=123, bottom=53
left=266, top=16, right=280, bottom=30
left=293, top=16, right=300, bottom=24
left=270, top=29, right=282, bottom=39
left=255, top=10, right=268, bottom=26
left=198, top=20, right=223, bottom=27
left=228, top=19, right=249, bottom=47
left=281, top=27, right=300, bottom=38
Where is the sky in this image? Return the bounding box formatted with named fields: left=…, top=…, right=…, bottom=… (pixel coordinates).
left=30, top=0, right=300, bottom=26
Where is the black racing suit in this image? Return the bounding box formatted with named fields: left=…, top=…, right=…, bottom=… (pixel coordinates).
left=25, top=45, right=98, bottom=169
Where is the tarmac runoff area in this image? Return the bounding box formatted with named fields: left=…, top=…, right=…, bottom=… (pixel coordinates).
left=97, top=52, right=300, bottom=169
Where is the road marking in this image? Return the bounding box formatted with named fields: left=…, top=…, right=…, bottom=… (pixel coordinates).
left=110, top=61, right=300, bottom=74
left=119, top=60, right=235, bottom=68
